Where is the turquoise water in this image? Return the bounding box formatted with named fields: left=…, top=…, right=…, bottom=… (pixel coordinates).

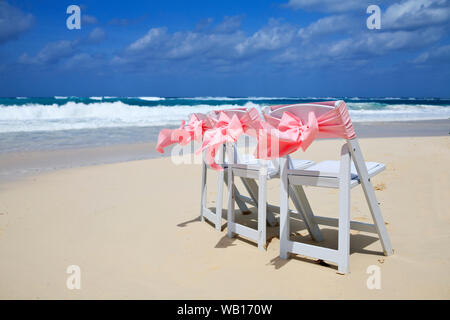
left=2, top=96, right=450, bottom=108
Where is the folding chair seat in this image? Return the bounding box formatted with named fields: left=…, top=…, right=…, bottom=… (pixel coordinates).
left=231, top=156, right=314, bottom=179
left=295, top=160, right=386, bottom=188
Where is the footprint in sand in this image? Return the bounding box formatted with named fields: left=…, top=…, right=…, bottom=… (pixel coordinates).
left=374, top=183, right=386, bottom=191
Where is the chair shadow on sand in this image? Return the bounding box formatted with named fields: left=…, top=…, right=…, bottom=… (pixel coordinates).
left=176, top=216, right=202, bottom=228
left=177, top=206, right=381, bottom=271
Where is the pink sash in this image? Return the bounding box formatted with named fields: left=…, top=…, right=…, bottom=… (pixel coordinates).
left=196, top=108, right=261, bottom=170
left=156, top=114, right=211, bottom=154
left=257, top=101, right=356, bottom=159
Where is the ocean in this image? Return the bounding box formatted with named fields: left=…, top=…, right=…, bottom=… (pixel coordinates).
left=0, top=96, right=449, bottom=153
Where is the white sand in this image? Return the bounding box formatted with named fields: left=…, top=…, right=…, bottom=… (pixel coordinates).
left=0, top=136, right=449, bottom=299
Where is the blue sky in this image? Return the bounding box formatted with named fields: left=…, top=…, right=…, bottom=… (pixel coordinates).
left=0, top=0, right=449, bottom=97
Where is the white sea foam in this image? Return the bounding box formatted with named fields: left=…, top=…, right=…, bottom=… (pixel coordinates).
left=138, top=97, right=166, bottom=101
left=0, top=101, right=257, bottom=133
left=0, top=101, right=448, bottom=133
left=89, top=96, right=103, bottom=100
left=349, top=104, right=450, bottom=122
left=54, top=96, right=68, bottom=99
left=178, top=97, right=296, bottom=101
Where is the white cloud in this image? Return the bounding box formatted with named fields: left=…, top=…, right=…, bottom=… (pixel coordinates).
left=16, top=8, right=450, bottom=73
left=292, top=0, right=450, bottom=41
left=19, top=40, right=76, bottom=65
left=297, top=15, right=357, bottom=40
left=87, top=27, right=106, bottom=43
left=235, top=19, right=296, bottom=56
left=324, top=27, right=444, bottom=60
left=121, top=10, right=449, bottom=72
left=127, top=27, right=168, bottom=52
left=383, top=0, right=450, bottom=30
left=63, top=53, right=95, bottom=69
left=81, top=14, right=98, bottom=25
left=214, top=15, right=243, bottom=33
left=274, top=26, right=445, bottom=68
left=360, top=28, right=441, bottom=53
left=414, top=44, right=450, bottom=63
left=125, top=18, right=295, bottom=62
left=195, top=18, right=214, bottom=31
left=166, top=32, right=206, bottom=59
left=276, top=0, right=449, bottom=68
left=0, top=1, right=34, bottom=45
left=283, top=0, right=372, bottom=13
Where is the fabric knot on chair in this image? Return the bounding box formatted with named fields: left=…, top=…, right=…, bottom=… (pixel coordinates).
left=156, top=114, right=210, bottom=154
left=256, top=101, right=356, bottom=159
left=196, top=112, right=245, bottom=171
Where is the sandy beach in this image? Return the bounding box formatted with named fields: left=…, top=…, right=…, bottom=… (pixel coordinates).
left=0, top=133, right=449, bottom=299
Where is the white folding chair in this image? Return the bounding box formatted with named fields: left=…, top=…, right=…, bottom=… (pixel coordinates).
left=273, top=101, right=393, bottom=274
left=225, top=109, right=321, bottom=251
left=200, top=109, right=284, bottom=232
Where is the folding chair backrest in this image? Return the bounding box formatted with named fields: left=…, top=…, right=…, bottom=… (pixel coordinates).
left=265, top=101, right=336, bottom=123
left=207, top=108, right=249, bottom=120
left=156, top=112, right=210, bottom=154
left=190, top=112, right=207, bottom=120
left=207, top=107, right=262, bottom=165
left=264, top=100, right=356, bottom=141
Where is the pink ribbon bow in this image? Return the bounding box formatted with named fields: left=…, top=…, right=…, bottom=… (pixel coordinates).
left=278, top=111, right=319, bottom=151
left=196, top=112, right=245, bottom=171
left=256, top=111, right=318, bottom=159
left=156, top=114, right=209, bottom=154
left=256, top=101, right=356, bottom=159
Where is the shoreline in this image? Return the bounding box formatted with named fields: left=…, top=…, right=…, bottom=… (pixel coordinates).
left=0, top=119, right=448, bottom=183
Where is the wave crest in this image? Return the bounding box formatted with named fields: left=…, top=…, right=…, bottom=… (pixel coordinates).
left=0, top=101, right=258, bottom=133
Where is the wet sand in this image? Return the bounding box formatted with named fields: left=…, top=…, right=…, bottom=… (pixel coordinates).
left=1, top=119, right=448, bottom=182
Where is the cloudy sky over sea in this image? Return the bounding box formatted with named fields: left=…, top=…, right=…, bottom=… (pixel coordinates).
left=0, top=0, right=449, bottom=97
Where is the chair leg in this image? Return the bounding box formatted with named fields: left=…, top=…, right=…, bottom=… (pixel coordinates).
left=257, top=171, right=267, bottom=251
left=338, top=144, right=351, bottom=274
left=227, top=166, right=235, bottom=239
left=348, top=139, right=393, bottom=256
left=361, top=182, right=393, bottom=256
left=215, top=169, right=224, bottom=231
left=280, top=157, right=290, bottom=259
left=200, top=161, right=207, bottom=222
